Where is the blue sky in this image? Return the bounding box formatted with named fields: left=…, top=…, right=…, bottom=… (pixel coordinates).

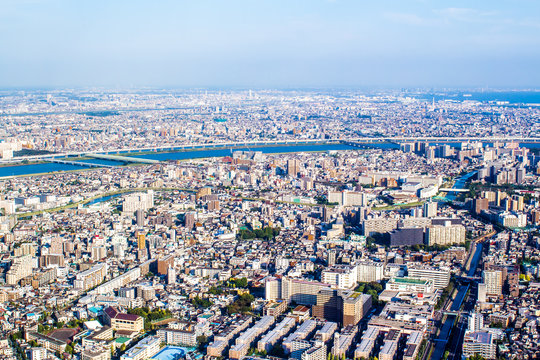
left=1, top=0, right=540, bottom=88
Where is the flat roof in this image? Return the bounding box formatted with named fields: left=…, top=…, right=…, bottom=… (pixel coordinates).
left=392, top=277, right=429, bottom=285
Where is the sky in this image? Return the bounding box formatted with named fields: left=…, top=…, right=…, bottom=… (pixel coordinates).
left=1, top=0, right=540, bottom=89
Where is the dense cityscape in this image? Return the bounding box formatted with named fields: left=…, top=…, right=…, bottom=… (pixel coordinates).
left=0, top=89, right=538, bottom=360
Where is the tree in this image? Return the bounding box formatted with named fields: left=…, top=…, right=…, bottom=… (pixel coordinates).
left=192, top=296, right=213, bottom=309
left=197, top=335, right=209, bottom=352
left=467, top=355, right=486, bottom=360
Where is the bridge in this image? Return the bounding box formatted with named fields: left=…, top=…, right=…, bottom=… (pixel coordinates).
left=439, top=188, right=469, bottom=192
left=86, top=154, right=160, bottom=164
left=46, top=159, right=116, bottom=168
left=4, top=136, right=540, bottom=164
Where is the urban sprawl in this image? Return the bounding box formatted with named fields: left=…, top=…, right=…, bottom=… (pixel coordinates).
left=0, top=90, right=538, bottom=360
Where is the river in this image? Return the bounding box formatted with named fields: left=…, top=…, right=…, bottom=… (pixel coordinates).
left=0, top=143, right=363, bottom=178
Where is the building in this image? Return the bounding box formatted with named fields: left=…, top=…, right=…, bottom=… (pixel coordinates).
left=120, top=336, right=160, bottom=360
left=103, top=306, right=144, bottom=333
left=423, top=201, right=437, bottom=217
left=386, top=277, right=435, bottom=294
left=407, top=265, right=450, bottom=290
left=356, top=261, right=384, bottom=282
left=497, top=211, right=527, bottom=228
left=301, top=345, right=326, bottom=360
left=328, top=191, right=367, bottom=207
left=482, top=269, right=503, bottom=296
left=136, top=232, right=146, bottom=250
left=321, top=265, right=357, bottom=289
left=27, top=332, right=67, bottom=353
left=257, top=317, right=295, bottom=353
left=331, top=325, right=358, bottom=357
left=281, top=277, right=332, bottom=305
left=390, top=228, right=424, bottom=247
left=312, top=289, right=372, bottom=326
left=468, top=312, right=484, bottom=332
left=287, top=159, right=300, bottom=177
left=282, top=320, right=317, bottom=354
left=362, top=218, right=399, bottom=236
left=473, top=198, right=489, bottom=215
left=74, top=263, right=107, bottom=292
left=6, top=255, right=33, bottom=285
left=157, top=327, right=197, bottom=347
left=462, top=331, right=496, bottom=359
left=122, top=191, right=154, bottom=213
left=81, top=346, right=112, bottom=360
left=424, top=222, right=466, bottom=246
left=157, top=255, right=175, bottom=275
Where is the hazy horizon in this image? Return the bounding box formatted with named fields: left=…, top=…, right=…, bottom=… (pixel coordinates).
left=2, top=0, right=540, bottom=89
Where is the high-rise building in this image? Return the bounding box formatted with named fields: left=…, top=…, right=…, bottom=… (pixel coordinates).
left=482, top=269, right=503, bottom=296
left=185, top=212, right=196, bottom=229
left=281, top=277, right=332, bottom=305
left=327, top=250, right=337, bottom=266
left=136, top=209, right=145, bottom=226
left=473, top=198, right=489, bottom=214
left=122, top=191, right=154, bottom=213
left=6, top=255, right=33, bottom=285
left=423, top=201, right=437, bottom=217
left=74, top=263, right=107, bottom=291
left=468, top=312, right=484, bottom=332
left=424, top=222, right=466, bottom=246
left=157, top=255, right=175, bottom=275
left=137, top=233, right=146, bottom=250
left=356, top=261, right=384, bottom=283
left=321, top=265, right=357, bottom=289
left=167, top=266, right=176, bottom=285
left=312, top=289, right=371, bottom=326
left=407, top=265, right=451, bottom=289
left=208, top=200, right=220, bottom=211
left=287, top=159, right=300, bottom=177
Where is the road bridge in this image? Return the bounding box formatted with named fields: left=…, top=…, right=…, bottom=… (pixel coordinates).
left=86, top=154, right=160, bottom=164
left=439, top=188, right=469, bottom=192
left=4, top=136, right=540, bottom=164
left=46, top=159, right=115, bottom=168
